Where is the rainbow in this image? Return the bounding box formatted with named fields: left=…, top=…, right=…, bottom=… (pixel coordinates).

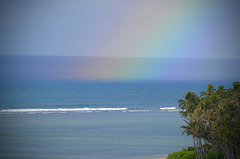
left=1, top=1, right=238, bottom=81
left=69, top=1, right=237, bottom=80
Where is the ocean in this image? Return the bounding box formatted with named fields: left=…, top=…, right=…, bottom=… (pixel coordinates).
left=0, top=79, right=234, bottom=159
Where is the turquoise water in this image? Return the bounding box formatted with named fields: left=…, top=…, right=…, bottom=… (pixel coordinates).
left=0, top=79, right=234, bottom=159
left=0, top=111, right=189, bottom=159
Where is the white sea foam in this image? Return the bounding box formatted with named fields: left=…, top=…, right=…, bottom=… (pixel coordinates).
left=159, top=107, right=176, bottom=110
left=159, top=107, right=180, bottom=112
left=0, top=107, right=128, bottom=113
left=0, top=107, right=181, bottom=114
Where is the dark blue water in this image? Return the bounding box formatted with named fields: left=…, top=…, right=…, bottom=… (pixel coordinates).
left=0, top=79, right=235, bottom=159
left=0, top=79, right=233, bottom=110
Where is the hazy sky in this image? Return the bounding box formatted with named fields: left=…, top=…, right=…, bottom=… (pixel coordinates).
left=1, top=55, right=239, bottom=80
left=1, top=0, right=240, bottom=59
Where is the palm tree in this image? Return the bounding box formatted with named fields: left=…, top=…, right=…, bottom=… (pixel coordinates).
left=179, top=91, right=200, bottom=119
left=179, top=81, right=240, bottom=159
left=179, top=91, right=206, bottom=159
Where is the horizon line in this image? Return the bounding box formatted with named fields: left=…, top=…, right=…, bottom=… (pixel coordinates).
left=1, top=54, right=240, bottom=60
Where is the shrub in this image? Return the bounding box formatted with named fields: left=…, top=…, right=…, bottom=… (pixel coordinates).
left=167, top=150, right=222, bottom=159
left=207, top=151, right=222, bottom=159
left=187, top=146, right=195, bottom=151
left=167, top=151, right=195, bottom=159
left=181, top=148, right=187, bottom=151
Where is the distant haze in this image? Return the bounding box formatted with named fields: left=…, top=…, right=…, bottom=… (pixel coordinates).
left=0, top=0, right=240, bottom=59
left=0, top=55, right=239, bottom=81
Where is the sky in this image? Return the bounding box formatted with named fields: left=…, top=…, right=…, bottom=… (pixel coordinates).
left=0, top=0, right=240, bottom=80
left=0, top=0, right=240, bottom=59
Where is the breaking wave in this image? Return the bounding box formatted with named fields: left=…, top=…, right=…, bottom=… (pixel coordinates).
left=159, top=107, right=180, bottom=111
left=0, top=107, right=181, bottom=114
left=160, top=107, right=176, bottom=110
left=0, top=107, right=128, bottom=114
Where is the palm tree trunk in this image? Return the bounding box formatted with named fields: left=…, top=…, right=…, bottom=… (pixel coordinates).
left=214, top=151, right=218, bottom=159
left=193, top=137, right=198, bottom=159
left=198, top=137, right=203, bottom=159
left=203, top=139, right=208, bottom=159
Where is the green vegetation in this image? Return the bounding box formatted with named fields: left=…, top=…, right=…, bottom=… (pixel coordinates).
left=177, top=81, right=240, bottom=159
left=168, top=151, right=195, bottom=159
left=167, top=150, right=221, bottom=159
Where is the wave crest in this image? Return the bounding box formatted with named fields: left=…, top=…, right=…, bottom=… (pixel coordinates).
left=0, top=107, right=128, bottom=114
left=159, top=107, right=176, bottom=110
left=159, top=107, right=180, bottom=112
